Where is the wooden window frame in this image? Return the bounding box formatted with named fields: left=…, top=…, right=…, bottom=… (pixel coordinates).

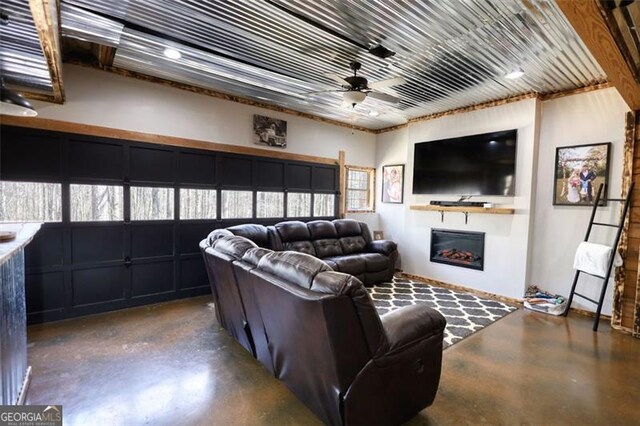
left=345, top=165, right=376, bottom=213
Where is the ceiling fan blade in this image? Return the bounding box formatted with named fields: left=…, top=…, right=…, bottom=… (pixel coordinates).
left=367, top=91, right=402, bottom=104
left=302, top=89, right=345, bottom=96
left=369, top=76, right=406, bottom=90
left=325, top=73, right=352, bottom=87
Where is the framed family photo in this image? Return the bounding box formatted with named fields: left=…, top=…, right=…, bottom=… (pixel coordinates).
left=382, top=164, right=404, bottom=204
left=553, top=142, right=611, bottom=206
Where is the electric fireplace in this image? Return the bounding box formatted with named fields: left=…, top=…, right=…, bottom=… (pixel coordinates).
left=430, top=229, right=485, bottom=271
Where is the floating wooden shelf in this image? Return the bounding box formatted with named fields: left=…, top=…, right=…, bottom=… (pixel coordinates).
left=410, top=205, right=515, bottom=214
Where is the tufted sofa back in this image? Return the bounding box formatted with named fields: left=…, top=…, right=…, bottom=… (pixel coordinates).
left=272, top=219, right=372, bottom=259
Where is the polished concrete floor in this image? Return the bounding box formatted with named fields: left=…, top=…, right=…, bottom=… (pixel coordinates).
left=26, top=296, right=640, bottom=425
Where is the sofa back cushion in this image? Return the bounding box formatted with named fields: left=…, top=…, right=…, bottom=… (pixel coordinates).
left=257, top=251, right=331, bottom=289
left=276, top=221, right=317, bottom=256
left=226, top=224, right=271, bottom=248
left=211, top=235, right=259, bottom=260
left=313, top=239, right=343, bottom=258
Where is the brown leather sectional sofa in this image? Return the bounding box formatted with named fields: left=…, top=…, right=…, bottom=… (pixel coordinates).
left=215, top=219, right=398, bottom=286
left=200, top=232, right=446, bottom=425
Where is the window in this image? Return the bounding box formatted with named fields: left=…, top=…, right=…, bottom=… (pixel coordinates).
left=313, top=193, right=335, bottom=217
left=287, top=192, right=311, bottom=217
left=131, top=186, right=174, bottom=220
left=0, top=181, right=62, bottom=222
left=256, top=191, right=284, bottom=218
left=221, top=190, right=253, bottom=219
left=180, top=188, right=217, bottom=220
left=346, top=166, right=375, bottom=212
left=70, top=184, right=124, bottom=222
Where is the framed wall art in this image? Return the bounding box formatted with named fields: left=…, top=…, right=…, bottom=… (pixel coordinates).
left=382, top=164, right=405, bottom=204
left=553, top=142, right=611, bottom=206
left=253, top=115, right=287, bottom=148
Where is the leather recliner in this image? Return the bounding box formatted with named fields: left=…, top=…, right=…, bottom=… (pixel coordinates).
left=200, top=233, right=447, bottom=425
left=220, top=219, right=398, bottom=286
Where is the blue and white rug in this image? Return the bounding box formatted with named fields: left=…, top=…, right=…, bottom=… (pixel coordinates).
left=368, top=276, right=517, bottom=347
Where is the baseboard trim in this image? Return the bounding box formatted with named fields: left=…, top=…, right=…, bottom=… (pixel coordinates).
left=399, top=272, right=611, bottom=320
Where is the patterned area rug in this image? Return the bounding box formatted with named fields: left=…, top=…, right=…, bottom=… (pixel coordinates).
left=368, top=276, right=517, bottom=347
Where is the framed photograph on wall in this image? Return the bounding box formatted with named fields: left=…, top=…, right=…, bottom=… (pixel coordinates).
left=553, top=142, right=611, bottom=206
left=253, top=114, right=287, bottom=148
left=382, top=164, right=405, bottom=204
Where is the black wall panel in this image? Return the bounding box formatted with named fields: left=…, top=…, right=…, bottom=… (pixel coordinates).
left=0, top=125, right=338, bottom=323
left=0, top=130, right=62, bottom=180
left=25, top=272, right=65, bottom=313
left=180, top=222, right=217, bottom=254
left=131, top=262, right=174, bottom=297
left=72, top=266, right=126, bottom=306
left=255, top=161, right=284, bottom=188
left=287, top=164, right=312, bottom=189
left=69, top=139, right=124, bottom=180
left=71, top=226, right=124, bottom=263
left=313, top=166, right=337, bottom=191
left=180, top=257, right=209, bottom=290
left=25, top=228, right=64, bottom=268
left=131, top=224, right=174, bottom=258
left=178, top=152, right=216, bottom=184
left=219, top=157, right=252, bottom=187
left=130, top=146, right=174, bottom=183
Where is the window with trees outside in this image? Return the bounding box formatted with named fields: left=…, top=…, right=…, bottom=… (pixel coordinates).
left=313, top=193, right=335, bottom=217
left=0, top=181, right=62, bottom=222
left=346, top=166, right=375, bottom=212
left=180, top=188, right=217, bottom=220
left=287, top=192, right=311, bottom=217
left=256, top=191, right=284, bottom=218
left=131, top=186, right=175, bottom=221
left=70, top=184, right=124, bottom=222
left=222, top=190, right=253, bottom=219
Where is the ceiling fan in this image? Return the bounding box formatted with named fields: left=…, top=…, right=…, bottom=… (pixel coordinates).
left=305, top=61, right=406, bottom=108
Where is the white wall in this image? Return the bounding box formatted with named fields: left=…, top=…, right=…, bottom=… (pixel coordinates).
left=377, top=99, right=540, bottom=299
left=530, top=88, right=629, bottom=314
left=32, top=65, right=377, bottom=167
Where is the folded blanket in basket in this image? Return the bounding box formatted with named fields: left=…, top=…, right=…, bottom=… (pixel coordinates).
left=573, top=242, right=622, bottom=277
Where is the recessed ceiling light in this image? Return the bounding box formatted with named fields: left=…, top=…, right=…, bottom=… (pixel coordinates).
left=163, top=47, right=182, bottom=60
left=368, top=110, right=380, bottom=117
left=505, top=67, right=524, bottom=79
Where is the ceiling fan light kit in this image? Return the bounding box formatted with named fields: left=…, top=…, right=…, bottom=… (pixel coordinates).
left=343, top=90, right=367, bottom=106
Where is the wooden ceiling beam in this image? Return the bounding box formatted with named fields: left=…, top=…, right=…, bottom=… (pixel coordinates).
left=556, top=0, right=640, bottom=110
left=28, top=0, right=65, bottom=103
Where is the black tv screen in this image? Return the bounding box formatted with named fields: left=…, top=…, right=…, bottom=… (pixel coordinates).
left=413, top=129, right=517, bottom=196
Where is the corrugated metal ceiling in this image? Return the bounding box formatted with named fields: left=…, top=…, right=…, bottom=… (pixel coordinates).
left=61, top=1, right=610, bottom=128
left=0, top=0, right=53, bottom=95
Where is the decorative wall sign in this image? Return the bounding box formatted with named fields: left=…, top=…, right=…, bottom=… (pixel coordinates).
left=382, top=164, right=405, bottom=204
left=253, top=114, right=287, bottom=148
left=553, top=142, right=611, bottom=206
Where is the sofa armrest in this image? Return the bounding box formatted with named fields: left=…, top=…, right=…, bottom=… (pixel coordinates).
left=381, top=303, right=446, bottom=353
left=367, top=240, right=397, bottom=256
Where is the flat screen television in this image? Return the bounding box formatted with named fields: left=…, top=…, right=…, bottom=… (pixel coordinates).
left=413, top=129, right=517, bottom=196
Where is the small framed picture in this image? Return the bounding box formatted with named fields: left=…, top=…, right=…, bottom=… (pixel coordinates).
left=373, top=230, right=384, bottom=240
left=382, top=164, right=404, bottom=204
left=253, top=114, right=287, bottom=148
left=553, top=142, right=611, bottom=206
